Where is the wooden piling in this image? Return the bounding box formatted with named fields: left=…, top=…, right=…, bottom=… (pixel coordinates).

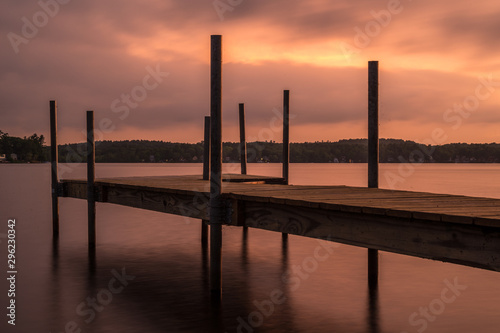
left=282, top=90, right=290, bottom=240
left=50, top=100, right=59, bottom=238
left=202, top=116, right=210, bottom=246
left=368, top=61, right=379, bottom=287
left=368, top=62, right=379, bottom=189
left=87, top=111, right=96, bottom=248
left=209, top=35, right=223, bottom=300
left=239, top=103, right=247, bottom=175
left=203, top=116, right=211, bottom=181
left=282, top=90, right=290, bottom=185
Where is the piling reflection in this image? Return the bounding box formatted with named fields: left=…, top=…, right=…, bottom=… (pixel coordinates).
left=279, top=232, right=296, bottom=332
left=368, top=281, right=380, bottom=333
left=242, top=226, right=249, bottom=267
left=201, top=222, right=209, bottom=291
left=46, top=225, right=380, bottom=332
left=48, top=237, right=61, bottom=330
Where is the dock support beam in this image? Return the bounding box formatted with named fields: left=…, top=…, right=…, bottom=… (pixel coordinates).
left=209, top=35, right=223, bottom=301
left=239, top=103, right=247, bottom=175
left=282, top=90, right=290, bottom=240
left=50, top=100, right=59, bottom=238
left=368, top=61, right=379, bottom=288
left=87, top=111, right=96, bottom=249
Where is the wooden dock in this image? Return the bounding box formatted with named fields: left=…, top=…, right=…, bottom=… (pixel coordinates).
left=48, top=35, right=500, bottom=300
left=60, top=174, right=500, bottom=272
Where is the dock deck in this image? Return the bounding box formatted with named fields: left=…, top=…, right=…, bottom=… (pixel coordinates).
left=61, top=174, right=500, bottom=272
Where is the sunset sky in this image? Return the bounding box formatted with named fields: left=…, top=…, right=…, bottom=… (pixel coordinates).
left=1, top=0, right=500, bottom=144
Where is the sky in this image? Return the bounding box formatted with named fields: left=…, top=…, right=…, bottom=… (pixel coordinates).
left=1, top=0, right=500, bottom=144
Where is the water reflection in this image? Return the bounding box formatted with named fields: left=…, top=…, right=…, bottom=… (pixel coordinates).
left=45, top=225, right=385, bottom=332
left=49, top=237, right=61, bottom=330
left=368, top=284, right=380, bottom=333
left=241, top=226, right=249, bottom=266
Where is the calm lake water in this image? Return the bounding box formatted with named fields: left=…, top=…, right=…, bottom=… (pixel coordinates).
left=0, top=163, right=499, bottom=333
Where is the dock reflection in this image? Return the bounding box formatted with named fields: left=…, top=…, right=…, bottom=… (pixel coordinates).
left=46, top=228, right=382, bottom=332
left=368, top=283, right=380, bottom=333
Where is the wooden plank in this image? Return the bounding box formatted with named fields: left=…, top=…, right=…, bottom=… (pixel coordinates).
left=475, top=215, right=500, bottom=227
left=104, top=182, right=209, bottom=220
left=62, top=180, right=87, bottom=199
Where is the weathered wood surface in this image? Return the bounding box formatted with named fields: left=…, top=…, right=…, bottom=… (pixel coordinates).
left=60, top=174, right=500, bottom=271
left=61, top=175, right=500, bottom=225
left=240, top=200, right=500, bottom=271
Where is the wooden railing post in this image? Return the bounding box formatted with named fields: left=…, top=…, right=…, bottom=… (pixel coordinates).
left=87, top=111, right=96, bottom=249
left=368, top=61, right=379, bottom=288
left=50, top=100, right=59, bottom=238
left=239, top=103, right=247, bottom=175
left=209, top=35, right=223, bottom=300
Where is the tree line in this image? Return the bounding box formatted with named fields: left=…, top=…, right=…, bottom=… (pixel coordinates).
left=0, top=130, right=45, bottom=162
left=1, top=131, right=499, bottom=163
left=51, top=138, right=500, bottom=163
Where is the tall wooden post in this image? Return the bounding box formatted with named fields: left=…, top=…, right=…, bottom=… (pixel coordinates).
left=368, top=62, right=379, bottom=188
left=282, top=90, right=290, bottom=240
left=50, top=100, right=59, bottom=238
left=87, top=111, right=96, bottom=248
left=209, top=35, right=223, bottom=300
left=368, top=61, right=379, bottom=288
left=282, top=90, right=290, bottom=185
left=202, top=116, right=211, bottom=247
left=239, top=103, right=247, bottom=175
left=203, top=116, right=211, bottom=181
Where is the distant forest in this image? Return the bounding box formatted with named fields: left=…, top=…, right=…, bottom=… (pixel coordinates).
left=1, top=131, right=499, bottom=163
left=0, top=130, right=45, bottom=162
